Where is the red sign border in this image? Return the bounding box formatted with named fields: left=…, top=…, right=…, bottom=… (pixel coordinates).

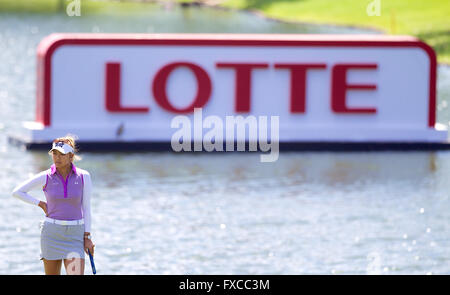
left=36, top=33, right=437, bottom=127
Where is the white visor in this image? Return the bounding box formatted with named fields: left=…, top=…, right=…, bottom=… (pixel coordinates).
left=49, top=142, right=74, bottom=154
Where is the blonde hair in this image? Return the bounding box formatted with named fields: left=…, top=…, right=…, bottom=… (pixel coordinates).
left=49, top=134, right=82, bottom=162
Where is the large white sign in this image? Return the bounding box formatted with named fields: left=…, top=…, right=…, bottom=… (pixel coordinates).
left=23, top=33, right=446, bottom=145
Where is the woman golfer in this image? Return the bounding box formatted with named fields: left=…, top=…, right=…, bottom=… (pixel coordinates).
left=12, top=136, right=94, bottom=275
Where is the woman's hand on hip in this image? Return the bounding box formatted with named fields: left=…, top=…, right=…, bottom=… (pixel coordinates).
left=38, top=201, right=48, bottom=216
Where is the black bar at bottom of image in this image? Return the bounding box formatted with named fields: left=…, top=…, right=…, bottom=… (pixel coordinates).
left=2, top=275, right=446, bottom=293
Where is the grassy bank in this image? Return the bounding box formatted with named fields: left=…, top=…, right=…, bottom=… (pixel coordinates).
left=0, top=0, right=160, bottom=15
left=1, top=0, right=449, bottom=64
left=221, top=0, right=450, bottom=64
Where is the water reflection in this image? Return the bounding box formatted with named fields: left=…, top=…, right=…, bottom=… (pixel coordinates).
left=1, top=4, right=450, bottom=275
left=27, top=150, right=443, bottom=195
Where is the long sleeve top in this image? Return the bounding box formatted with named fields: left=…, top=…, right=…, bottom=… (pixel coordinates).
left=12, top=163, right=92, bottom=232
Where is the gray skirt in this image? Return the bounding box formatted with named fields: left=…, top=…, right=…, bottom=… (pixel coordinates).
left=40, top=221, right=85, bottom=260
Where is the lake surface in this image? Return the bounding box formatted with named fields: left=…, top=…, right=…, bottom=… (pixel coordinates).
left=0, top=4, right=449, bottom=274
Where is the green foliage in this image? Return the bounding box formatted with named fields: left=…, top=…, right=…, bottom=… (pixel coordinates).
left=1, top=0, right=448, bottom=63
left=222, top=0, right=450, bottom=63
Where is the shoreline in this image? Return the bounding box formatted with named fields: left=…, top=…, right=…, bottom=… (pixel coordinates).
left=1, top=0, right=448, bottom=65
left=176, top=0, right=450, bottom=66
left=193, top=1, right=385, bottom=34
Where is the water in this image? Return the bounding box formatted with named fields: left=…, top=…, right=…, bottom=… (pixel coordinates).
left=1, top=4, right=450, bottom=275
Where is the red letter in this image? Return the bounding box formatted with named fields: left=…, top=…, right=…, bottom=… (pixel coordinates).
left=153, top=62, right=212, bottom=113
left=331, top=64, right=378, bottom=113
left=274, top=63, right=327, bottom=113
left=216, top=63, right=269, bottom=112
left=105, top=62, right=149, bottom=113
